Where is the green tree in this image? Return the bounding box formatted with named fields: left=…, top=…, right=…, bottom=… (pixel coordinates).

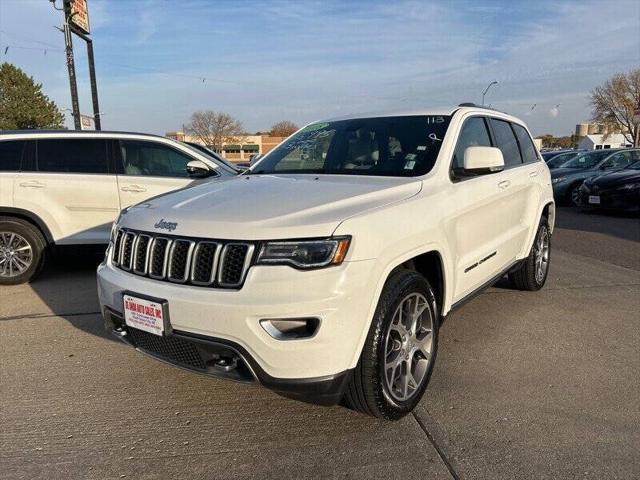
left=0, top=62, right=65, bottom=130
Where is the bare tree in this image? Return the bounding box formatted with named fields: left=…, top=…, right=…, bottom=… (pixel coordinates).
left=589, top=68, right=640, bottom=146
left=185, top=110, right=245, bottom=151
left=269, top=120, right=299, bottom=137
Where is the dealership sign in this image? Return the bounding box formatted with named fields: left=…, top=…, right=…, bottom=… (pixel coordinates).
left=68, top=0, right=90, bottom=34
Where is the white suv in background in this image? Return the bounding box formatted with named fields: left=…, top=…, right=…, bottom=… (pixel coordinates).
left=97, top=105, right=554, bottom=419
left=0, top=131, right=238, bottom=284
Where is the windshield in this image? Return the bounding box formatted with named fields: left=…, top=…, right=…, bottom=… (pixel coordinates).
left=251, top=115, right=451, bottom=177
left=181, top=142, right=242, bottom=172
left=561, top=150, right=612, bottom=169
left=626, top=160, right=640, bottom=170
left=547, top=151, right=580, bottom=168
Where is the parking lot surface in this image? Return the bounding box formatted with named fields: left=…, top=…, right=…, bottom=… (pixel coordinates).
left=1, top=208, right=639, bottom=479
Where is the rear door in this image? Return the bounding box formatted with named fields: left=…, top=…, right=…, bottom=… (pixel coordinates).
left=115, top=139, right=217, bottom=208
left=12, top=137, right=120, bottom=244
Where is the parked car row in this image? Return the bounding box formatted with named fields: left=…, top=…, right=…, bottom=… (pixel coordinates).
left=546, top=148, right=640, bottom=210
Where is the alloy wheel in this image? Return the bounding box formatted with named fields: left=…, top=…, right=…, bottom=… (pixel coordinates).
left=383, top=292, right=434, bottom=402
left=534, top=226, right=550, bottom=283
left=0, top=232, right=33, bottom=278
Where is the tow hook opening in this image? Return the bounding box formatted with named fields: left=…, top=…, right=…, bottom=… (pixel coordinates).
left=209, top=356, right=238, bottom=372
left=260, top=317, right=320, bottom=340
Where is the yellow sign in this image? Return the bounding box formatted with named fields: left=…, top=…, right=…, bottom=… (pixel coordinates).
left=69, top=0, right=90, bottom=34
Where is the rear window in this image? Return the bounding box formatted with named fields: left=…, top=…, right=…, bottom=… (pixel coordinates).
left=512, top=124, right=539, bottom=164
left=37, top=139, right=108, bottom=174
left=0, top=140, right=25, bottom=171
left=490, top=119, right=522, bottom=167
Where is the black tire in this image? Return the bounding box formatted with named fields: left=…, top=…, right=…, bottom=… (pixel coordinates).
left=566, top=183, right=583, bottom=207
left=509, top=215, right=551, bottom=291
left=0, top=216, right=47, bottom=285
left=343, top=270, right=439, bottom=420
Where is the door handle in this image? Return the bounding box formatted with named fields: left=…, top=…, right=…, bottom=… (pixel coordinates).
left=529, top=171, right=539, bottom=178
left=498, top=180, right=511, bottom=189
left=18, top=181, right=45, bottom=188
left=121, top=185, right=147, bottom=193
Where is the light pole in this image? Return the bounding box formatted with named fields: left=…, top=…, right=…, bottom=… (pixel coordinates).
left=482, top=81, right=498, bottom=106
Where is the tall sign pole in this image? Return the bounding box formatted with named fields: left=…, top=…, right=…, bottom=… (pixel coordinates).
left=58, top=0, right=101, bottom=130
left=62, top=2, right=81, bottom=130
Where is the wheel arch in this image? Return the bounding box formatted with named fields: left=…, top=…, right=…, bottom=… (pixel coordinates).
left=0, top=207, right=54, bottom=245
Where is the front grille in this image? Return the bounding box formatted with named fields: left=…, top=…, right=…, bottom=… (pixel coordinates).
left=112, top=228, right=254, bottom=289
left=128, top=327, right=207, bottom=370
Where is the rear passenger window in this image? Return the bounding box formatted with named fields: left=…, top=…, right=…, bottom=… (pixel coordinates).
left=490, top=119, right=522, bottom=168
left=452, top=117, right=492, bottom=171
left=37, top=139, right=108, bottom=174
left=119, top=140, right=193, bottom=178
left=0, top=141, right=25, bottom=171
left=512, top=124, right=539, bottom=164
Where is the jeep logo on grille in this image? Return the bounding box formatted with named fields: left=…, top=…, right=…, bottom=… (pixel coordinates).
left=154, top=219, right=178, bottom=232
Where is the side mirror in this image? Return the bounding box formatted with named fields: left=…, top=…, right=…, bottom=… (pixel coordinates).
left=186, top=160, right=211, bottom=178
left=463, top=146, right=504, bottom=174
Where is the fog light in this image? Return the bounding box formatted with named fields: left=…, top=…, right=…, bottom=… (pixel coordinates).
left=260, top=318, right=320, bottom=340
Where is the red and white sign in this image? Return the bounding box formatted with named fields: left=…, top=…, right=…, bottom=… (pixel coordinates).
left=124, top=294, right=165, bottom=336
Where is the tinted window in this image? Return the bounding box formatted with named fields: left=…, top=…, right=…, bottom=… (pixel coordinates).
left=120, top=140, right=194, bottom=177
left=562, top=150, right=614, bottom=169
left=602, top=151, right=635, bottom=169
left=512, top=124, right=539, bottom=163
left=252, top=115, right=451, bottom=177
left=452, top=117, right=492, bottom=171
left=37, top=139, right=108, bottom=174
left=0, top=140, right=25, bottom=171
left=491, top=119, right=522, bottom=167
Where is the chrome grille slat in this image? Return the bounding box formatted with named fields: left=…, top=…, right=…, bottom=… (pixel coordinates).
left=191, top=241, right=220, bottom=285
left=112, top=228, right=252, bottom=289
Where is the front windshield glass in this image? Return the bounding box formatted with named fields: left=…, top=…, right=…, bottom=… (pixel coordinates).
left=561, top=150, right=612, bottom=169
left=547, top=151, right=579, bottom=168
left=251, top=115, right=451, bottom=177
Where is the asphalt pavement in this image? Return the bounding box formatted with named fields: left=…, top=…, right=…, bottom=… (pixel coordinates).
left=1, top=207, right=639, bottom=479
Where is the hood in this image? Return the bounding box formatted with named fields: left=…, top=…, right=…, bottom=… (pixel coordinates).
left=120, top=174, right=422, bottom=239
left=587, top=169, right=640, bottom=189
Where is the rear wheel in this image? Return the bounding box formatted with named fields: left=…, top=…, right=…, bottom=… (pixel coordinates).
left=567, top=183, right=582, bottom=207
left=343, top=270, right=439, bottom=420
left=0, top=217, right=47, bottom=285
left=509, top=215, right=550, bottom=291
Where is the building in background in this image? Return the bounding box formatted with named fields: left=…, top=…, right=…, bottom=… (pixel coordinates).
left=165, top=131, right=285, bottom=162
left=577, top=133, right=633, bottom=150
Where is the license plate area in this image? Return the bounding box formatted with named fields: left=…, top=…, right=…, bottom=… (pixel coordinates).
left=589, top=195, right=601, bottom=204
left=123, top=292, right=171, bottom=337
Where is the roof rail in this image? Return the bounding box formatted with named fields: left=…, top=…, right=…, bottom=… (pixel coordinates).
left=457, top=102, right=503, bottom=113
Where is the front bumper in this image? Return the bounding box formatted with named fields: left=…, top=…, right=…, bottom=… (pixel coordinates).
left=97, top=255, right=377, bottom=398
left=579, top=185, right=640, bottom=212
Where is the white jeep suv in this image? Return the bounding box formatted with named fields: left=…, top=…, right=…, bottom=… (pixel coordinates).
left=0, top=130, right=238, bottom=284
left=97, top=105, right=554, bottom=419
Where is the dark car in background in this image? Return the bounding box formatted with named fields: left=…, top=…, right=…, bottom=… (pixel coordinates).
left=551, top=149, right=638, bottom=206
left=542, top=149, right=580, bottom=162
left=580, top=158, right=640, bottom=212
left=545, top=150, right=585, bottom=169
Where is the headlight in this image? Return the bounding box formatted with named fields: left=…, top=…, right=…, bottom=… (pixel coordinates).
left=110, top=221, right=118, bottom=243
left=619, top=183, right=640, bottom=190
left=257, top=237, right=351, bottom=269
left=552, top=176, right=566, bottom=184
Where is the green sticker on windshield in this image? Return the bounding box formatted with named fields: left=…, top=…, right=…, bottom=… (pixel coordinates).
left=302, top=122, right=330, bottom=132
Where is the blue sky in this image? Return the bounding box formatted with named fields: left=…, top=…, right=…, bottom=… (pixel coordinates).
left=0, top=0, right=638, bottom=136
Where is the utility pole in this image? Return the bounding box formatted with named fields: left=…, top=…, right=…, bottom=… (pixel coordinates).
left=74, top=29, right=101, bottom=130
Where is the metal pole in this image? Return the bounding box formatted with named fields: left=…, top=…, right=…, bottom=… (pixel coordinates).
left=63, top=4, right=81, bottom=130
left=482, top=81, right=498, bottom=106
left=76, top=32, right=101, bottom=130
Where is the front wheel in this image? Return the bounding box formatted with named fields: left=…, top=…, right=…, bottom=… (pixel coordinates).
left=343, top=270, right=439, bottom=420
left=509, top=216, right=551, bottom=291
left=567, top=183, right=583, bottom=207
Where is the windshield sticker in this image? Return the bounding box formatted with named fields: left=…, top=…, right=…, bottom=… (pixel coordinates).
left=417, top=145, right=426, bottom=151
left=302, top=122, right=329, bottom=132
left=404, top=160, right=416, bottom=170
left=426, top=116, right=445, bottom=124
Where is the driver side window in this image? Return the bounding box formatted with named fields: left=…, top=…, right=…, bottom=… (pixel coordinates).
left=120, top=140, right=196, bottom=178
